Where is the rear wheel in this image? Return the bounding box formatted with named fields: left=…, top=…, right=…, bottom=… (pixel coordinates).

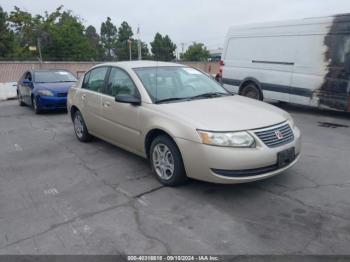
left=32, top=96, right=41, bottom=114
left=241, top=83, right=263, bottom=100
left=73, top=111, right=92, bottom=142
left=150, top=135, right=187, bottom=186
left=18, top=91, right=25, bottom=106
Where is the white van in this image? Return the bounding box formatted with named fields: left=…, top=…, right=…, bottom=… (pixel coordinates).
left=220, top=14, right=350, bottom=112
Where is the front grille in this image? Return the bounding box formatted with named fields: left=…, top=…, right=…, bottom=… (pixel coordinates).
left=57, top=92, right=67, bottom=97
left=254, top=122, right=294, bottom=148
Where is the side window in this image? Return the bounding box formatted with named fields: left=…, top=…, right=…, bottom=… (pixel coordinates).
left=105, top=68, right=137, bottom=97
left=25, top=72, right=32, bottom=81
left=84, top=67, right=108, bottom=92
left=21, top=73, right=26, bottom=81
left=82, top=72, right=90, bottom=89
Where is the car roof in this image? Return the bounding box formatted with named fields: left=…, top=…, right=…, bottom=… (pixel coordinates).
left=31, top=69, right=71, bottom=73
left=92, top=60, right=185, bottom=70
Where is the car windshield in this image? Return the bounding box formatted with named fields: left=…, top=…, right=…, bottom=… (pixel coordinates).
left=34, top=71, right=77, bottom=83
left=133, top=66, right=231, bottom=103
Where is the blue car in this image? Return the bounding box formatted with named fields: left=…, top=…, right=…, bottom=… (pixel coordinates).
left=17, top=69, right=77, bottom=114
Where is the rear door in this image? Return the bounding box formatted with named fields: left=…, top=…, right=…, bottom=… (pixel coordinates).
left=79, top=66, right=109, bottom=135
left=290, top=34, right=326, bottom=107
left=99, top=67, right=143, bottom=154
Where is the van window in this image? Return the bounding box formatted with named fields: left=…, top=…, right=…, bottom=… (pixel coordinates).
left=328, top=34, right=350, bottom=68
left=226, top=36, right=296, bottom=63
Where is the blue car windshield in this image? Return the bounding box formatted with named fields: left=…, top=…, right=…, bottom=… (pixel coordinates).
left=133, top=66, right=230, bottom=103
left=34, top=71, right=77, bottom=83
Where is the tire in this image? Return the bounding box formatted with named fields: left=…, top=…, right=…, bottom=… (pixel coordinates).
left=150, top=135, right=187, bottom=186
left=32, top=96, right=41, bottom=114
left=18, top=91, right=25, bottom=106
left=241, top=83, right=263, bottom=100
left=73, top=110, right=92, bottom=142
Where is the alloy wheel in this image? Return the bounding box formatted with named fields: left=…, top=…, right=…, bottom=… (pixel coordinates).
left=74, top=114, right=84, bottom=139
left=33, top=97, right=37, bottom=110
left=152, top=143, right=175, bottom=180
left=18, top=92, right=23, bottom=105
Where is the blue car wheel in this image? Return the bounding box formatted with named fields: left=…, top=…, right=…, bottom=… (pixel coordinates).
left=32, top=96, right=41, bottom=114
left=18, top=91, right=25, bottom=106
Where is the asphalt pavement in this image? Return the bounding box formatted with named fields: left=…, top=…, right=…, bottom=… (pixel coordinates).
left=0, top=100, right=349, bottom=255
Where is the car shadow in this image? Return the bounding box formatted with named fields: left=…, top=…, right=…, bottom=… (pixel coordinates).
left=21, top=104, right=68, bottom=115
left=270, top=101, right=350, bottom=120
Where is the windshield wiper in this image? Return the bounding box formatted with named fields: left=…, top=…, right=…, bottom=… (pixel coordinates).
left=189, top=92, right=230, bottom=100
left=155, top=97, right=189, bottom=104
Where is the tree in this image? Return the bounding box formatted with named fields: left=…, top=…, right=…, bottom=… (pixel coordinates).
left=8, top=6, right=96, bottom=61
left=8, top=6, right=38, bottom=59
left=100, top=17, right=117, bottom=60
left=86, top=25, right=103, bottom=60
left=139, top=41, right=151, bottom=60
left=114, top=21, right=133, bottom=61
left=150, top=33, right=176, bottom=61
left=42, top=11, right=95, bottom=61
left=182, top=42, right=210, bottom=61
left=3, top=6, right=150, bottom=61
left=0, top=6, right=15, bottom=59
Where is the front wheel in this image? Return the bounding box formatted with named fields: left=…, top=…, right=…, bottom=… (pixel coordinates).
left=18, top=91, right=25, bottom=106
left=150, top=135, right=187, bottom=186
left=32, top=96, right=41, bottom=114
left=73, top=111, right=92, bottom=142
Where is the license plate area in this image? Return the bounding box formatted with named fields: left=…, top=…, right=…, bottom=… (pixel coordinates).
left=278, top=147, right=295, bottom=168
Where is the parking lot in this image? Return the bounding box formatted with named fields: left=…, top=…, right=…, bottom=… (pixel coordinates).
left=0, top=99, right=349, bottom=255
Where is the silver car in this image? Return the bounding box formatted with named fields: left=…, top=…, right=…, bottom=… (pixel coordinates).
left=67, top=61, right=301, bottom=186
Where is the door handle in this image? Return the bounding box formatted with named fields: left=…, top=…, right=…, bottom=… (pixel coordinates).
left=103, top=101, right=111, bottom=108
left=81, top=94, right=86, bottom=100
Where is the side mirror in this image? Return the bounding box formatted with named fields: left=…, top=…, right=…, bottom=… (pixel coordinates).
left=22, top=79, right=32, bottom=85
left=115, top=94, right=141, bottom=106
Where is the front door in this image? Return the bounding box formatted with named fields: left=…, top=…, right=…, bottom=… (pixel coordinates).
left=99, top=67, right=143, bottom=154
left=19, top=72, right=33, bottom=104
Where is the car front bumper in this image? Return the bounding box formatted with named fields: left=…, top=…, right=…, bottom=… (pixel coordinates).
left=175, top=126, right=301, bottom=184
left=36, top=96, right=67, bottom=110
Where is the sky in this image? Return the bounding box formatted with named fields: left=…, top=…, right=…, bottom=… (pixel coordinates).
left=2, top=0, right=350, bottom=52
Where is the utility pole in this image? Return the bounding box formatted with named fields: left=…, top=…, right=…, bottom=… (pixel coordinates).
left=37, top=37, right=43, bottom=64
left=137, top=25, right=141, bottom=60
left=181, top=43, right=185, bottom=53
left=179, top=42, right=186, bottom=60
left=128, top=38, right=132, bottom=61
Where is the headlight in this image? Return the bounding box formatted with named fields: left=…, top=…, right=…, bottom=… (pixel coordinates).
left=38, top=89, right=54, bottom=97
left=197, top=130, right=255, bottom=148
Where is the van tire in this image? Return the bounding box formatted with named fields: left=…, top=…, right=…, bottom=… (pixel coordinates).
left=241, top=83, right=263, bottom=100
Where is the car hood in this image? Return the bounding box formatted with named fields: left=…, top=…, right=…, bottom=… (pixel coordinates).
left=35, top=82, right=76, bottom=93
left=155, top=95, right=289, bottom=131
